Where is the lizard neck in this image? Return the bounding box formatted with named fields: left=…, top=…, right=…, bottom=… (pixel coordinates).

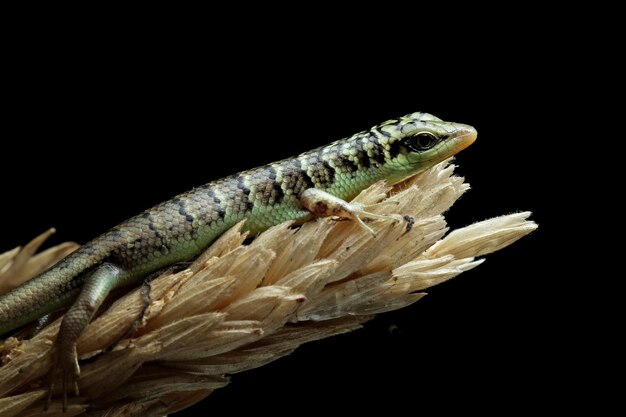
left=292, top=135, right=415, bottom=202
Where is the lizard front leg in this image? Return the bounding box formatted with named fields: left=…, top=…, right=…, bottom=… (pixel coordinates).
left=46, top=262, right=122, bottom=412
left=300, top=188, right=406, bottom=237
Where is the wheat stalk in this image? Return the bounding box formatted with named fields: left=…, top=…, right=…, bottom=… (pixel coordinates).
left=0, top=160, right=536, bottom=417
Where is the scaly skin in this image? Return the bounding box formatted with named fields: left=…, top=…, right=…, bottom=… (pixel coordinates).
left=0, top=111, right=476, bottom=410
left=0, top=111, right=476, bottom=333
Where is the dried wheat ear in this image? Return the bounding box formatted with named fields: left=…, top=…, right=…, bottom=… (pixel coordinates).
left=0, top=160, right=537, bottom=417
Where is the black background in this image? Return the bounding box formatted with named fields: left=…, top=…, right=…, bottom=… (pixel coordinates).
left=1, top=37, right=574, bottom=415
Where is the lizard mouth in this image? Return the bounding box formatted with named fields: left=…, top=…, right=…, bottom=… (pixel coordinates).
left=451, top=127, right=478, bottom=153
left=435, top=127, right=477, bottom=161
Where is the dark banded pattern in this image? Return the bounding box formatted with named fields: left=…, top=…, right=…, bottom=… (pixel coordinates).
left=1, top=111, right=477, bottom=340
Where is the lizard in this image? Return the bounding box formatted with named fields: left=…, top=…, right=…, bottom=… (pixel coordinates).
left=0, top=111, right=476, bottom=411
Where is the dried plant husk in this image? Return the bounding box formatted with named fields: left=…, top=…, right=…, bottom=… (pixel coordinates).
left=0, top=160, right=536, bottom=417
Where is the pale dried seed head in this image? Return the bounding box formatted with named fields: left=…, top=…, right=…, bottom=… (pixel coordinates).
left=0, top=159, right=537, bottom=417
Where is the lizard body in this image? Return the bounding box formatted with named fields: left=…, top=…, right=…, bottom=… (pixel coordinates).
left=0, top=112, right=476, bottom=410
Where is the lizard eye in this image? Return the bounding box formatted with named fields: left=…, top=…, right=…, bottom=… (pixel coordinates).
left=407, top=132, right=438, bottom=151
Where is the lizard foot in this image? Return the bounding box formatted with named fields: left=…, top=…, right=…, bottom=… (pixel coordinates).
left=45, top=343, right=80, bottom=412
left=300, top=188, right=410, bottom=237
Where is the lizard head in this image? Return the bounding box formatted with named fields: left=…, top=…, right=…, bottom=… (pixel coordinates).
left=375, top=112, right=477, bottom=182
